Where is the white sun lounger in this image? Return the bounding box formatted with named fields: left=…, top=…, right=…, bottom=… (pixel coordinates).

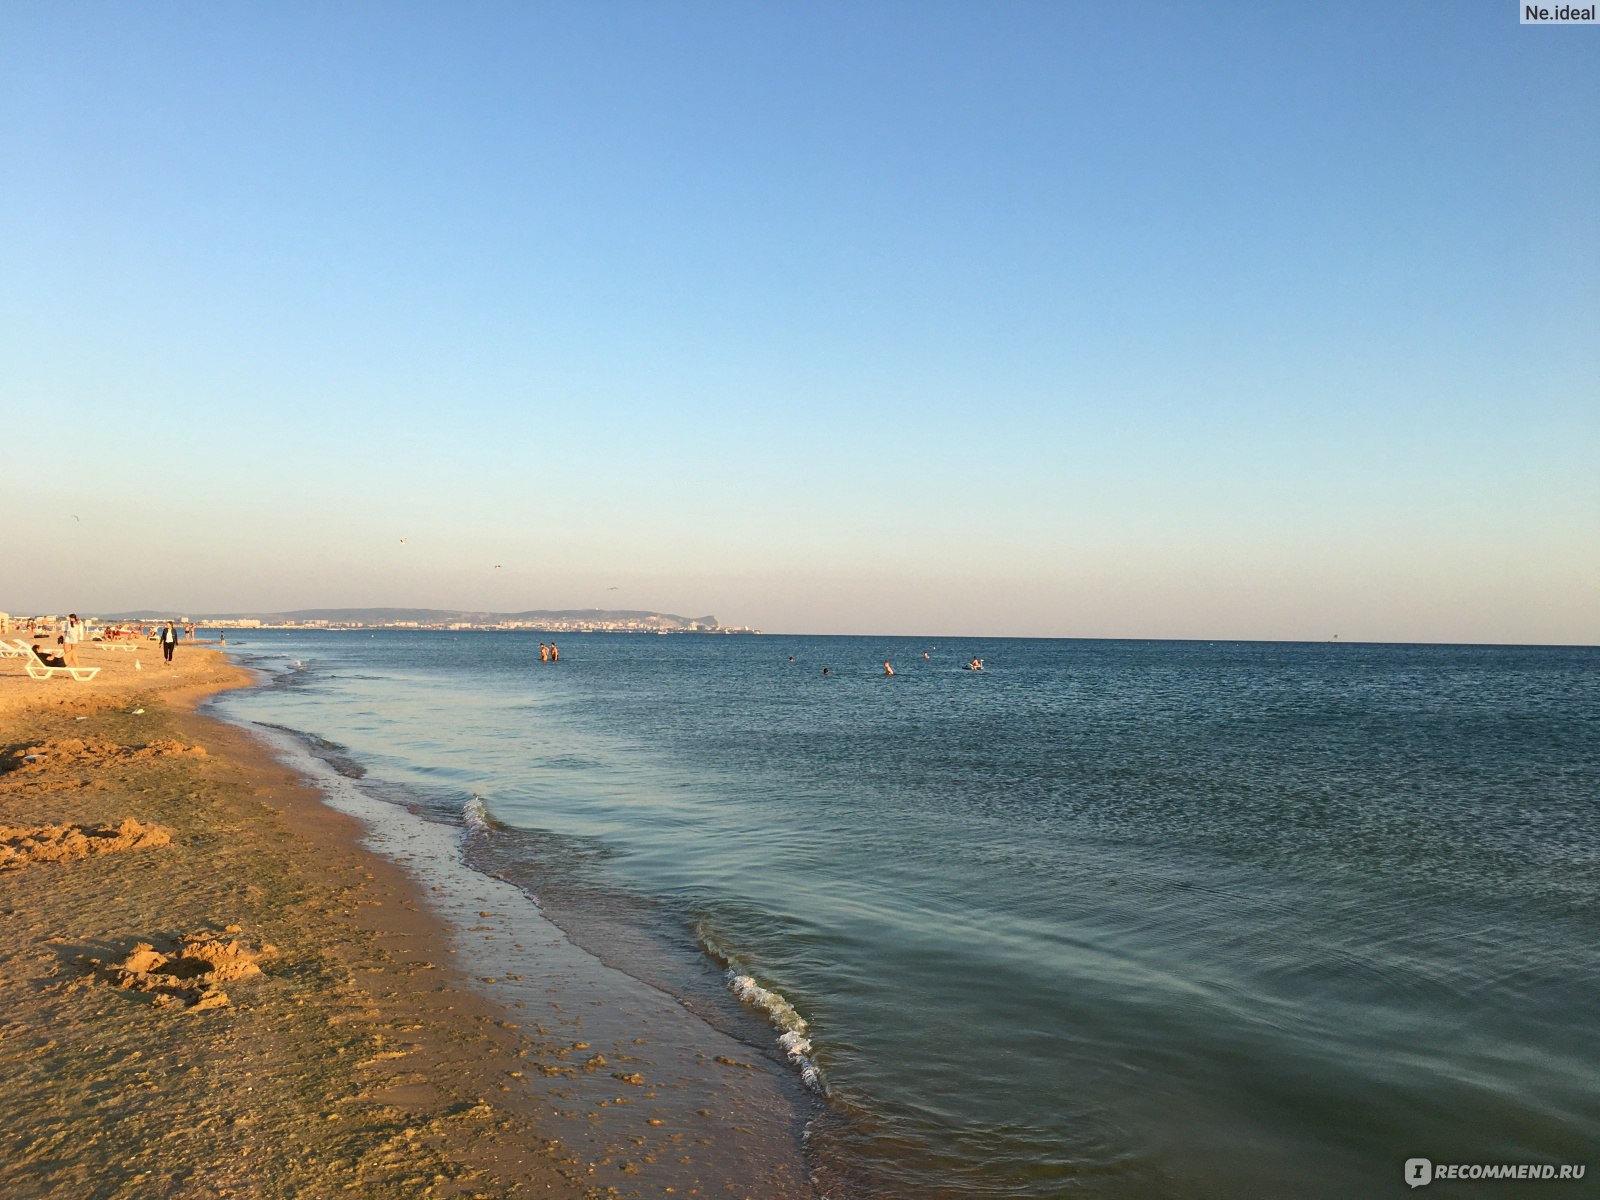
left=16, top=647, right=101, bottom=681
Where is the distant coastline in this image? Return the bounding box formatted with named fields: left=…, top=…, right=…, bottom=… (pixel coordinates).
left=89, top=607, right=761, bottom=635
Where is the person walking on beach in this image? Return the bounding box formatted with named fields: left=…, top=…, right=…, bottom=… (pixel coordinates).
left=160, top=621, right=178, bottom=664
left=61, top=614, right=82, bottom=667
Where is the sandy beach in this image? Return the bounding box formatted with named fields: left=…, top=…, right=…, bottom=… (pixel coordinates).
left=0, top=639, right=815, bottom=1199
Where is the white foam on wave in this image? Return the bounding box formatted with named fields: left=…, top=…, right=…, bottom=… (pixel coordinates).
left=726, top=969, right=827, bottom=1094
left=462, top=793, right=492, bottom=835
left=699, top=923, right=826, bottom=1091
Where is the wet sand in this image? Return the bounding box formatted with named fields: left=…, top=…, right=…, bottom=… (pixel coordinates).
left=0, top=638, right=816, bottom=1198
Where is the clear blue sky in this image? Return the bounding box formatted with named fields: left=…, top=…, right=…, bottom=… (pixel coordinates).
left=3, top=1, right=1595, bottom=641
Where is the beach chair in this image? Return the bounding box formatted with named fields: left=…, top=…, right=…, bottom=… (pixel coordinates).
left=0, top=641, right=24, bottom=658
left=16, top=647, right=101, bottom=682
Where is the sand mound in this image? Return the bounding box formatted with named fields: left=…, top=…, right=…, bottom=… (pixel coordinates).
left=87, top=927, right=278, bottom=1011
left=0, top=817, right=173, bottom=870
left=1, top=737, right=207, bottom=775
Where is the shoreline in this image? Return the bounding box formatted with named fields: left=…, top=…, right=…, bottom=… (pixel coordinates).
left=1, top=642, right=817, bottom=1198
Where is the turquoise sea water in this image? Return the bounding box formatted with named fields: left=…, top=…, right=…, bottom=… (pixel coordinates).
left=210, top=632, right=1599, bottom=1198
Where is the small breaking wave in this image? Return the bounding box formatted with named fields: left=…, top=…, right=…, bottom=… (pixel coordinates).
left=463, top=793, right=494, bottom=835
left=252, top=722, right=366, bottom=778
left=702, top=928, right=826, bottom=1094
left=728, top=972, right=825, bottom=1092
left=236, top=655, right=314, bottom=690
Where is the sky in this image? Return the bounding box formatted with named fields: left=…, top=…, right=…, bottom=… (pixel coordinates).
left=2, top=1, right=1596, bottom=642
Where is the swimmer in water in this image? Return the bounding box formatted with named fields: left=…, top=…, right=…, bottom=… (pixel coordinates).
left=884, top=661, right=894, bottom=677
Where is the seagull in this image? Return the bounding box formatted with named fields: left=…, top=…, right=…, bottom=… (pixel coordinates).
left=399, top=538, right=408, bottom=544
left=607, top=586, right=619, bottom=591
left=494, top=564, right=503, bottom=570
left=71, top=514, right=80, bottom=522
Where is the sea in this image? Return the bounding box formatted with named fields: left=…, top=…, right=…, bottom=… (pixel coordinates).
left=206, top=631, right=1598, bottom=1198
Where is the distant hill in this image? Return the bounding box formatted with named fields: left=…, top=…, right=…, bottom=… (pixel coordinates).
left=98, top=606, right=724, bottom=629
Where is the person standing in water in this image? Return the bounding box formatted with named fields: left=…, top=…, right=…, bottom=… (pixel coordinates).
left=550, top=642, right=559, bottom=662
left=539, top=643, right=550, bottom=662
left=884, top=661, right=894, bottom=677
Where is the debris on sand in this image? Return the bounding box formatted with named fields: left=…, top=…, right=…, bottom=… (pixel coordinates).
left=0, top=817, right=173, bottom=870
left=80, top=927, right=278, bottom=1012
left=2, top=737, right=206, bottom=777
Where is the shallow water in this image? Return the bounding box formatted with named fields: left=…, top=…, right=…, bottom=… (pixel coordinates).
left=213, top=632, right=1600, bottom=1198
